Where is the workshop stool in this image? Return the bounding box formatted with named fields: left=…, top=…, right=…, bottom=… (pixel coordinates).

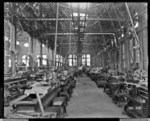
left=44, top=106, right=61, bottom=118
left=52, top=97, right=67, bottom=117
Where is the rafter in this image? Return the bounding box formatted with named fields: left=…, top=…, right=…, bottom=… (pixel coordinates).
left=20, top=17, right=127, bottom=21
left=43, top=33, right=114, bottom=36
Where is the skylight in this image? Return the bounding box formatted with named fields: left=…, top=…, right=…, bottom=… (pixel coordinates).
left=71, top=3, right=87, bottom=9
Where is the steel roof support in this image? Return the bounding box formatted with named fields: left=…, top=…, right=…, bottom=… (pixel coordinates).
left=44, top=33, right=114, bottom=35
left=125, top=3, right=143, bottom=55
left=54, top=3, right=59, bottom=67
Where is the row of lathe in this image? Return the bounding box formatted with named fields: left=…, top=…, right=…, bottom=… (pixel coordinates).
left=84, top=66, right=148, bottom=118
left=4, top=66, right=78, bottom=118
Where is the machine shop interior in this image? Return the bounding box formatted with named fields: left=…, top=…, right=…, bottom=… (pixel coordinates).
left=4, top=2, right=148, bottom=119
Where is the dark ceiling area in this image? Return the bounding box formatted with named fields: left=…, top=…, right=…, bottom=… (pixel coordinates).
left=4, top=2, right=143, bottom=55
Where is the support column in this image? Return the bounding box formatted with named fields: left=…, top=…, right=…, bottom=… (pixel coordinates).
left=4, top=20, right=11, bottom=74
left=101, top=52, right=104, bottom=68
left=10, top=22, right=16, bottom=74
left=140, top=3, right=148, bottom=71
left=121, top=44, right=124, bottom=70
left=65, top=55, right=68, bottom=67
left=126, top=39, right=130, bottom=70
left=118, top=47, right=122, bottom=72
left=40, top=41, right=42, bottom=66
left=133, top=37, right=137, bottom=68
left=28, top=36, right=33, bottom=67
left=29, top=37, right=33, bottom=56
left=77, top=54, right=82, bottom=66
left=47, top=46, right=49, bottom=68
left=54, top=3, right=59, bottom=67
left=32, top=38, right=36, bottom=60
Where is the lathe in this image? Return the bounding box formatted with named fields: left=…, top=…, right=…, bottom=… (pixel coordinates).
left=123, top=83, right=148, bottom=118
left=4, top=71, right=31, bottom=106
left=10, top=81, right=60, bottom=113
left=5, top=68, right=77, bottom=118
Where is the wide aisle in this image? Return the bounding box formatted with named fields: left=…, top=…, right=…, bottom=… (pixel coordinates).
left=66, top=76, right=129, bottom=118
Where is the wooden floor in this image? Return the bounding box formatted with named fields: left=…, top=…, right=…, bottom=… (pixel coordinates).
left=65, top=76, right=129, bottom=118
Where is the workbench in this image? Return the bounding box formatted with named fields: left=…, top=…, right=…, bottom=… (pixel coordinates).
left=4, top=77, right=29, bottom=105
left=123, top=85, right=148, bottom=118
left=10, top=85, right=61, bottom=113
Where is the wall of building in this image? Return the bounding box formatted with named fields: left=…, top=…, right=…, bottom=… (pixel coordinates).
left=16, top=36, right=53, bottom=65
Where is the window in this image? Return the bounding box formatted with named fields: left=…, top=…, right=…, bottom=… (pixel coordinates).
left=22, top=55, right=29, bottom=66
left=4, top=36, right=9, bottom=41
left=56, top=62, right=58, bottom=67
left=24, top=43, right=29, bottom=47
left=56, top=54, right=59, bottom=67
left=73, top=12, right=78, bottom=16
left=8, top=59, right=11, bottom=67
left=37, top=55, right=40, bottom=66
left=16, top=41, right=20, bottom=45
left=73, top=13, right=86, bottom=17
left=68, top=54, right=77, bottom=66
left=37, top=55, right=47, bottom=66
left=82, top=54, right=90, bottom=66
left=55, top=54, right=63, bottom=67
left=134, top=39, right=140, bottom=63
left=59, top=56, right=63, bottom=66
left=136, top=49, right=140, bottom=63
left=130, top=39, right=134, bottom=63
left=42, top=55, right=47, bottom=65
left=122, top=44, right=125, bottom=68
left=60, top=56, right=63, bottom=63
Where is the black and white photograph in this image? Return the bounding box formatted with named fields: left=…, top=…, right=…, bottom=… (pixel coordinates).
left=0, top=119, right=28, bottom=121
left=4, top=2, right=148, bottom=118
left=120, top=118, right=149, bottom=121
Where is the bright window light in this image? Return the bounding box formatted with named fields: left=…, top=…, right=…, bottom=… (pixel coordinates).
left=43, top=55, right=47, bottom=58
left=24, top=43, right=29, bottom=47
left=134, top=22, right=139, bottom=28
left=16, top=41, right=20, bottom=45
left=122, top=34, right=124, bottom=37
left=5, top=36, right=9, bottom=41
left=73, top=13, right=78, bottom=16
left=42, top=44, right=45, bottom=47
left=87, top=54, right=90, bottom=58
left=80, top=13, right=85, bottom=16
left=9, top=59, right=11, bottom=67
left=73, top=13, right=86, bottom=17
left=42, top=55, right=47, bottom=65
left=69, top=54, right=72, bottom=58
left=75, top=27, right=78, bottom=29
